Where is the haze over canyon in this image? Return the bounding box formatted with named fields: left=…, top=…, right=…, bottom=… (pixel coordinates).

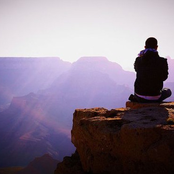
left=0, top=56, right=174, bottom=170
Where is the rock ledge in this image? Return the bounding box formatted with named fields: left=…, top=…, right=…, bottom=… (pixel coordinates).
left=55, top=102, right=174, bottom=174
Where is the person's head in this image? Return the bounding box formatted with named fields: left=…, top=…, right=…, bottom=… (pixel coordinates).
left=145, top=37, right=158, bottom=50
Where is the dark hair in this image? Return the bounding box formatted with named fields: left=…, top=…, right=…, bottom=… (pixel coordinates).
left=145, top=37, right=158, bottom=48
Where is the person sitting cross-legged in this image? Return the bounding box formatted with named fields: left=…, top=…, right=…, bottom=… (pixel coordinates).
left=129, top=37, right=172, bottom=103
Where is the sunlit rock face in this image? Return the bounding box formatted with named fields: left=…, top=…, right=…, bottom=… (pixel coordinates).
left=55, top=102, right=174, bottom=174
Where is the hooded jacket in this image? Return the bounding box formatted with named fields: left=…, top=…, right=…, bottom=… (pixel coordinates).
left=134, top=50, right=168, bottom=96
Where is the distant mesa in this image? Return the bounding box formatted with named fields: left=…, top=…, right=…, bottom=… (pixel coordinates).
left=16, top=154, right=59, bottom=174
left=76, top=56, right=109, bottom=62
left=0, top=57, right=71, bottom=105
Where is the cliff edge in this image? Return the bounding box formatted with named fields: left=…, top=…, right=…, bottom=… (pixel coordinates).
left=55, top=102, right=174, bottom=174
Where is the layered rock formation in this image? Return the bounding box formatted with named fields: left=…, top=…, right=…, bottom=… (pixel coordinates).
left=0, top=93, right=75, bottom=167
left=16, top=154, right=59, bottom=174
left=55, top=102, right=174, bottom=174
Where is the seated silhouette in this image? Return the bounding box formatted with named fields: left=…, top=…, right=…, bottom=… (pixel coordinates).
left=129, top=37, right=172, bottom=103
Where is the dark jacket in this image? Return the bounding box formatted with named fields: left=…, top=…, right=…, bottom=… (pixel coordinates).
left=134, top=51, right=168, bottom=96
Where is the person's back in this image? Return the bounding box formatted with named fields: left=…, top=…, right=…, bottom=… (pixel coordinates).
left=129, top=37, right=172, bottom=103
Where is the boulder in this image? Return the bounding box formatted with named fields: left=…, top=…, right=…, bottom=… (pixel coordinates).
left=126, top=101, right=174, bottom=109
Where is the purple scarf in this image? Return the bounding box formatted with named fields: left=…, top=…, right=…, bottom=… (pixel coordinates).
left=138, top=48, right=157, bottom=57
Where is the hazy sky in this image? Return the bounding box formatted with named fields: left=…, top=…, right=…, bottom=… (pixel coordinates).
left=0, top=0, right=174, bottom=70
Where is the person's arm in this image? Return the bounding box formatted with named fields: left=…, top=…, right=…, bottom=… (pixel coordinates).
left=162, top=58, right=168, bottom=81
left=134, top=57, right=139, bottom=72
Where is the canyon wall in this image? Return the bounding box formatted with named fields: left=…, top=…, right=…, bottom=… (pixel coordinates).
left=55, top=102, right=174, bottom=174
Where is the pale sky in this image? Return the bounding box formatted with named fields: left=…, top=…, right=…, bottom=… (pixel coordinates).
left=0, top=0, right=174, bottom=71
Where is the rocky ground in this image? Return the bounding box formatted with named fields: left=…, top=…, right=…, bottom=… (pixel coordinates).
left=55, top=102, right=174, bottom=174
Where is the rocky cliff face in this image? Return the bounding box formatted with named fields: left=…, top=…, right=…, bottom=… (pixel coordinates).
left=55, top=102, right=174, bottom=174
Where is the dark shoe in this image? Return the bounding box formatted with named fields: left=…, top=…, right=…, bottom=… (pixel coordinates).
left=128, top=94, right=138, bottom=102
